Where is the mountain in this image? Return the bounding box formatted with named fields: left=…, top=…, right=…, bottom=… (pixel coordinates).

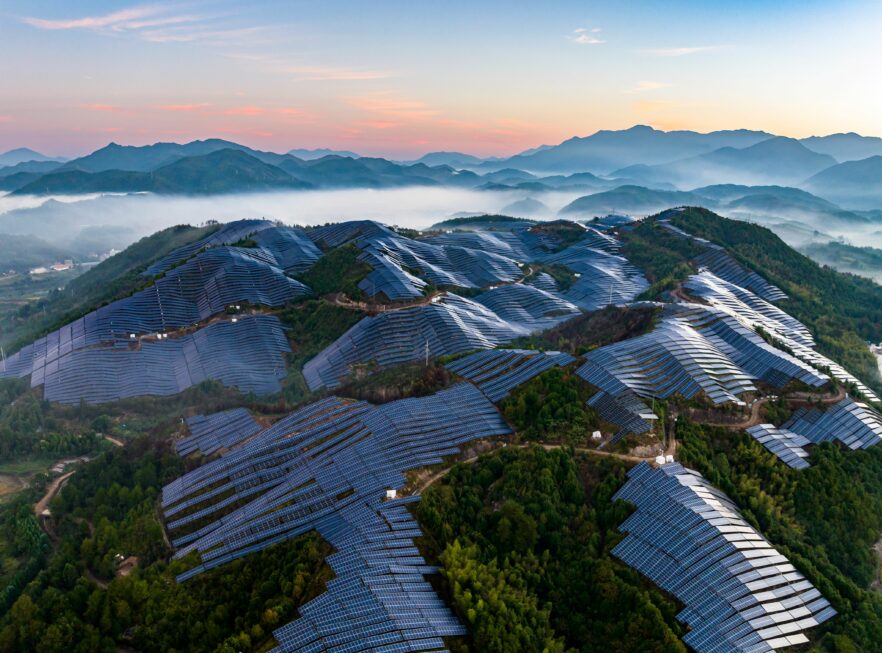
left=500, top=197, right=552, bottom=217
left=13, top=149, right=312, bottom=195
left=799, top=240, right=882, bottom=282
left=803, top=155, right=882, bottom=209
left=287, top=148, right=360, bottom=160
left=0, top=159, right=63, bottom=178
left=0, top=147, right=65, bottom=166
left=409, top=151, right=488, bottom=168
left=0, top=233, right=69, bottom=273
left=57, top=139, right=257, bottom=173
left=489, top=125, right=774, bottom=174
left=801, top=132, right=882, bottom=162
left=11, top=148, right=483, bottom=195
left=620, top=137, right=837, bottom=187
left=558, top=185, right=705, bottom=216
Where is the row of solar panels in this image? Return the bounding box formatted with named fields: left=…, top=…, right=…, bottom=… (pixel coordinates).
left=160, top=383, right=511, bottom=653
left=613, top=462, right=835, bottom=653
left=680, top=270, right=879, bottom=403
left=33, top=315, right=291, bottom=404
left=303, top=292, right=562, bottom=391
left=176, top=408, right=262, bottom=457
left=0, top=221, right=324, bottom=404
left=445, top=348, right=575, bottom=402
left=746, top=397, right=882, bottom=469
left=657, top=217, right=787, bottom=302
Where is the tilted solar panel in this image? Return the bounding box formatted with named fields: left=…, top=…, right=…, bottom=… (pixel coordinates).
left=613, top=462, right=835, bottom=653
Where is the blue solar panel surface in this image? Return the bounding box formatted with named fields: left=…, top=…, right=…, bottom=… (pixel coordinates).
left=161, top=383, right=512, bottom=653
left=613, top=462, right=835, bottom=653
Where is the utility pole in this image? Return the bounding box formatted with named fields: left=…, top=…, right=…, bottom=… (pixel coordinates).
left=425, top=339, right=429, bottom=366
left=0, top=346, right=4, bottom=372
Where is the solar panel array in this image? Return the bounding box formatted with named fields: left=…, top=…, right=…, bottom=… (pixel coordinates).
left=359, top=235, right=524, bottom=300
left=1, top=247, right=308, bottom=384
left=657, top=219, right=787, bottom=302
left=666, top=303, right=829, bottom=391
left=577, top=316, right=757, bottom=407
left=308, top=219, right=649, bottom=310
left=680, top=271, right=878, bottom=402
left=429, top=224, right=647, bottom=311
left=252, top=226, right=324, bottom=274
left=0, top=219, right=328, bottom=404
left=33, top=315, right=290, bottom=404
left=144, top=218, right=275, bottom=277
left=160, top=383, right=511, bottom=652
left=303, top=294, right=532, bottom=390
left=574, top=315, right=762, bottom=444
left=473, top=283, right=581, bottom=331
left=694, top=245, right=788, bottom=302
left=540, top=244, right=650, bottom=311
left=445, top=348, right=576, bottom=401
left=613, top=462, right=835, bottom=653
left=684, top=271, right=813, bottom=348
left=783, top=397, right=882, bottom=450
left=745, top=424, right=812, bottom=470
left=586, top=389, right=658, bottom=445
left=176, top=408, right=263, bottom=457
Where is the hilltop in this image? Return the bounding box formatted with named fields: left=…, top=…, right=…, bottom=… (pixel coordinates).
left=1, top=208, right=882, bottom=653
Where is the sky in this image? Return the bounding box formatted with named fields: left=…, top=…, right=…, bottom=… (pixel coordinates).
left=2, top=0, right=882, bottom=159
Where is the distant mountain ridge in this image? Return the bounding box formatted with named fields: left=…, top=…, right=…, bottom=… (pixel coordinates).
left=10, top=148, right=481, bottom=196
left=487, top=125, right=775, bottom=174
left=804, top=156, right=882, bottom=209
left=288, top=148, right=360, bottom=160
left=6, top=126, right=882, bottom=204
left=0, top=147, right=66, bottom=167
left=615, top=137, right=837, bottom=187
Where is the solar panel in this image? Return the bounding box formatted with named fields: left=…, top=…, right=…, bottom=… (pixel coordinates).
left=177, top=408, right=263, bottom=457
left=446, top=348, right=575, bottom=402
left=613, top=462, right=835, bottom=653
left=160, top=383, right=512, bottom=653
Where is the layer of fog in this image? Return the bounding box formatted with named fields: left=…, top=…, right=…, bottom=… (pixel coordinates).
left=3, top=186, right=882, bottom=265
left=0, top=188, right=585, bottom=255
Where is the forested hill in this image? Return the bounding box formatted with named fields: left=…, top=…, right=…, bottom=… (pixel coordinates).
left=667, top=207, right=882, bottom=395
left=5, top=209, right=882, bottom=652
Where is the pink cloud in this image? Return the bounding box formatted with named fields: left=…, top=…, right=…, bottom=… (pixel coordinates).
left=80, top=103, right=123, bottom=112
left=223, top=106, right=266, bottom=116
left=347, top=93, right=438, bottom=121
left=158, top=103, right=211, bottom=112
left=23, top=6, right=160, bottom=30
left=0, top=115, right=13, bottom=123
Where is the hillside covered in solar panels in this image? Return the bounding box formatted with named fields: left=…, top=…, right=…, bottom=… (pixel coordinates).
left=7, top=208, right=882, bottom=653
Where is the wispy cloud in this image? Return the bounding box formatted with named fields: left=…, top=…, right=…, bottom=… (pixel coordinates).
left=625, top=81, right=672, bottom=93
left=140, top=25, right=269, bottom=45
left=158, top=103, right=211, bottom=112
left=21, top=4, right=269, bottom=47
left=283, top=65, right=391, bottom=81
left=224, top=53, right=392, bottom=82
left=0, top=115, right=13, bottom=123
left=223, top=106, right=266, bottom=117
left=569, top=27, right=605, bottom=45
left=642, top=46, right=720, bottom=57
left=22, top=6, right=162, bottom=31
left=347, top=93, right=439, bottom=121
left=80, top=103, right=123, bottom=112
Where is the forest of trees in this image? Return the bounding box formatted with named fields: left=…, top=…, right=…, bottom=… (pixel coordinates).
left=670, top=207, right=882, bottom=396
left=676, top=418, right=882, bottom=651
left=0, top=440, right=334, bottom=653
left=417, top=446, right=686, bottom=653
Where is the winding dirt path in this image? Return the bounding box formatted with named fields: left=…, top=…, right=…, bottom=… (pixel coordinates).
left=34, top=470, right=75, bottom=519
